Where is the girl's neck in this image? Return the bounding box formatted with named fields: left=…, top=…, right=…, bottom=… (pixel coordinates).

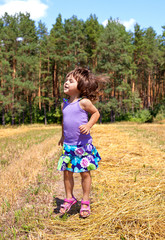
left=68, top=95, right=80, bottom=103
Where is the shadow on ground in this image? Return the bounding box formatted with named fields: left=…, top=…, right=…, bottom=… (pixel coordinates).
left=53, top=197, right=81, bottom=215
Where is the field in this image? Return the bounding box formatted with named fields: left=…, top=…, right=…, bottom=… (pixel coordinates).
left=0, top=123, right=165, bottom=240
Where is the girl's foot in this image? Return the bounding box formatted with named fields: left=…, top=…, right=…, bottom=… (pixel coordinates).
left=80, top=200, right=91, bottom=218
left=60, top=196, right=77, bottom=214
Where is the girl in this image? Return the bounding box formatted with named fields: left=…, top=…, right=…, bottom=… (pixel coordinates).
left=57, top=67, right=103, bottom=218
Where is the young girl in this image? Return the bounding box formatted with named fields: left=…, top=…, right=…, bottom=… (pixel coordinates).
left=57, top=67, right=103, bottom=218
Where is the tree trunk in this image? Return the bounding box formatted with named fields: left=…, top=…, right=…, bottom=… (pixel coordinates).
left=22, top=110, right=25, bottom=124
left=38, top=52, right=41, bottom=110
left=12, top=58, right=16, bottom=125
left=147, top=73, right=151, bottom=108
left=132, top=79, right=135, bottom=93
left=19, top=113, right=21, bottom=125
left=99, top=111, right=102, bottom=124
left=29, top=96, right=33, bottom=124
left=2, top=107, right=5, bottom=126
left=53, top=62, right=59, bottom=107
left=110, top=110, right=115, bottom=122
left=43, top=103, right=47, bottom=125
left=156, top=79, right=159, bottom=104
left=163, top=71, right=165, bottom=99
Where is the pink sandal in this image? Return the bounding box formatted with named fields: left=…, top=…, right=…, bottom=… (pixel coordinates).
left=60, top=196, right=77, bottom=214
left=80, top=200, right=91, bottom=218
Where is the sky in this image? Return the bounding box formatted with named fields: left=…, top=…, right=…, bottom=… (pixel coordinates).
left=0, top=0, right=164, bottom=35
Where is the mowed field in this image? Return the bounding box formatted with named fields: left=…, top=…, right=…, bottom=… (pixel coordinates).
left=0, top=123, right=165, bottom=240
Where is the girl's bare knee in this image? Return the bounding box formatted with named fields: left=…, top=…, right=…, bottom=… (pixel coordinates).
left=64, top=170, right=73, bottom=179
left=80, top=171, right=91, bottom=179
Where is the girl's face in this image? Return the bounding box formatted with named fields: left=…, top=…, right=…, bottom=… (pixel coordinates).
left=64, top=75, right=80, bottom=96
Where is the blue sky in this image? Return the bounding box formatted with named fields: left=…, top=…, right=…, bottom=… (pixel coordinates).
left=0, top=0, right=164, bottom=35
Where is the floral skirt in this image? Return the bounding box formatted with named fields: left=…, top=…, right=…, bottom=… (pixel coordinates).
left=57, top=143, right=101, bottom=173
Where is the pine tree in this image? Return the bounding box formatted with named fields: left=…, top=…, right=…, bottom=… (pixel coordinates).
left=16, top=13, right=38, bottom=124
left=133, top=24, right=147, bottom=107
left=85, top=14, right=103, bottom=69
left=159, top=26, right=165, bottom=102
left=64, top=15, right=87, bottom=69
left=96, top=18, right=133, bottom=112
left=133, top=24, right=162, bottom=108
left=37, top=21, right=51, bottom=124
left=0, top=12, right=164, bottom=125
left=49, top=14, right=66, bottom=107
left=0, top=16, right=12, bottom=125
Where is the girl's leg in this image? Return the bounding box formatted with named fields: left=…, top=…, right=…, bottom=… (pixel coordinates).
left=60, top=170, right=74, bottom=214
left=80, top=171, right=92, bottom=217
left=64, top=170, right=74, bottom=199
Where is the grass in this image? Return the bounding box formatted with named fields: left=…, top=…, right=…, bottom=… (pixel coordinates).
left=116, top=123, right=165, bottom=152
left=0, top=125, right=61, bottom=168
left=0, top=123, right=165, bottom=239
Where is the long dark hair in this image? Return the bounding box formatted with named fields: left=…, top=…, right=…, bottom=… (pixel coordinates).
left=66, top=67, right=106, bottom=101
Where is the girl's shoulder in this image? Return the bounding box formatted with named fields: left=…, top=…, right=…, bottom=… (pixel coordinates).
left=79, top=98, right=93, bottom=110
left=79, top=98, right=91, bottom=105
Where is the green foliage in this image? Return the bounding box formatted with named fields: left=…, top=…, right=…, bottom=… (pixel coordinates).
left=152, top=99, right=165, bottom=117
left=47, top=107, right=62, bottom=124
left=0, top=13, right=164, bottom=125
left=64, top=16, right=87, bottom=67
left=1, top=105, right=62, bottom=125
left=97, top=18, right=133, bottom=77
left=85, top=14, right=103, bottom=68
left=155, top=105, right=165, bottom=121
left=1, top=199, right=11, bottom=213
left=130, top=109, right=153, bottom=123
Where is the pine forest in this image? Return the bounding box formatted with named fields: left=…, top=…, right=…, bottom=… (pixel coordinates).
left=0, top=12, right=165, bottom=125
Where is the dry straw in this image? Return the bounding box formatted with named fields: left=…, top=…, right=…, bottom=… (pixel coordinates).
left=44, top=124, right=165, bottom=240
left=0, top=124, right=165, bottom=239
left=0, top=125, right=60, bottom=204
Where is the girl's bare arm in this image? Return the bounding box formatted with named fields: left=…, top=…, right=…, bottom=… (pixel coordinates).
left=79, top=99, right=100, bottom=135
left=58, top=103, right=64, bottom=146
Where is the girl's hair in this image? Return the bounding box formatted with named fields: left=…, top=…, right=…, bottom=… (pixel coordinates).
left=66, top=67, right=106, bottom=101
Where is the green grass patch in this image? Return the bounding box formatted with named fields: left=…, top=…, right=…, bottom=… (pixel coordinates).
left=0, top=127, right=60, bottom=168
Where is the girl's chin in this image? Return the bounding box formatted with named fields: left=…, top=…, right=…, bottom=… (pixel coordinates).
left=64, top=89, right=69, bottom=93
left=64, top=90, right=70, bottom=95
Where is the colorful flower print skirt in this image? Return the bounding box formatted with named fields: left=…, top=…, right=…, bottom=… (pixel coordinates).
left=57, top=143, right=101, bottom=173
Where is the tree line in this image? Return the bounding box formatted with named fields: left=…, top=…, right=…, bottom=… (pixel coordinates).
left=0, top=12, right=165, bottom=125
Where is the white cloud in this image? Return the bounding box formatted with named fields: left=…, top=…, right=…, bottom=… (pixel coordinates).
left=102, top=19, right=108, bottom=27
left=121, top=18, right=136, bottom=31
left=102, top=18, right=136, bottom=31
left=0, top=0, right=48, bottom=20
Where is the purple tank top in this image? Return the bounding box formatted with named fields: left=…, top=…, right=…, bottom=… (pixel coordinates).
left=62, top=99, right=92, bottom=145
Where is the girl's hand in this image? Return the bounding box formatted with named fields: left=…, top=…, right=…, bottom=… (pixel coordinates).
left=58, top=136, right=64, bottom=146
left=79, top=124, right=90, bottom=135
